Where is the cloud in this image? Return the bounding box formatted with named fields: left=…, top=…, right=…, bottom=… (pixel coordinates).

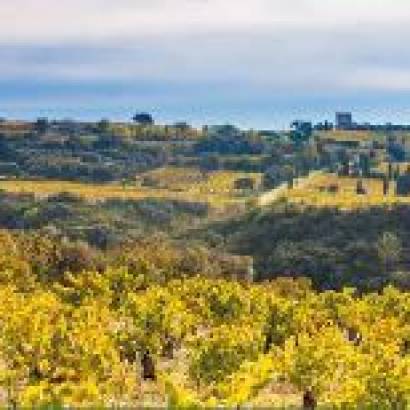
left=2, top=24, right=409, bottom=93
left=347, top=68, right=410, bottom=92
left=2, top=0, right=410, bottom=44
left=1, top=0, right=410, bottom=126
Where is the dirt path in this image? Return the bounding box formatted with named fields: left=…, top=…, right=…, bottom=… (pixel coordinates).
left=257, top=170, right=322, bottom=207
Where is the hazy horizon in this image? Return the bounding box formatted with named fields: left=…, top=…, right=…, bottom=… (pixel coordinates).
left=2, top=0, right=410, bottom=129
left=4, top=104, right=410, bottom=131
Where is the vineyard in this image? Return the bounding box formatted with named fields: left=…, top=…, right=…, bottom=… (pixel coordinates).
left=281, top=172, right=410, bottom=210
left=315, top=130, right=378, bottom=142
left=0, top=264, right=409, bottom=408
left=378, top=161, right=410, bottom=175
left=0, top=167, right=263, bottom=210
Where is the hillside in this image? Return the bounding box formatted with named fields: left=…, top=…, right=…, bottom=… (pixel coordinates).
left=279, top=172, right=407, bottom=210
left=193, top=201, right=410, bottom=290
left=0, top=167, right=262, bottom=213
left=0, top=120, right=410, bottom=406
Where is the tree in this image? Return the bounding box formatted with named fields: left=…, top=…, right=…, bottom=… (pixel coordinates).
left=288, top=176, right=294, bottom=189
left=97, top=118, right=110, bottom=133
left=337, top=150, right=350, bottom=176
left=132, top=112, right=154, bottom=126
left=394, top=165, right=400, bottom=180
left=356, top=179, right=366, bottom=195
left=35, top=118, right=49, bottom=134
left=359, top=154, right=370, bottom=177
left=290, top=121, right=312, bottom=144
left=173, top=122, right=190, bottom=130
left=376, top=232, right=402, bottom=274
left=383, top=176, right=389, bottom=196
left=388, top=162, right=393, bottom=180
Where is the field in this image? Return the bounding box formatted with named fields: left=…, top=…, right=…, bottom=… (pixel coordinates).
left=378, top=161, right=410, bottom=174
left=0, top=167, right=263, bottom=210
left=5, top=168, right=410, bottom=212
left=315, top=130, right=377, bottom=142
left=281, top=172, right=410, bottom=210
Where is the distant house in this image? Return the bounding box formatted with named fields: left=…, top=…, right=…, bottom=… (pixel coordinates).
left=234, top=177, right=255, bottom=190
left=335, top=112, right=353, bottom=130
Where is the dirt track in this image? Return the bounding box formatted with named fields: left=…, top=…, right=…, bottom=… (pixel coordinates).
left=257, top=170, right=323, bottom=207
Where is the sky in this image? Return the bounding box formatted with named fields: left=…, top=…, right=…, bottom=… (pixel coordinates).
left=1, top=0, right=410, bottom=129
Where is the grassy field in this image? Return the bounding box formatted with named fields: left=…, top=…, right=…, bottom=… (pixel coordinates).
left=0, top=167, right=263, bottom=210
left=281, top=172, right=410, bottom=210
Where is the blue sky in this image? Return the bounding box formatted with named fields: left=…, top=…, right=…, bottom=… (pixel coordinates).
left=1, top=0, right=410, bottom=129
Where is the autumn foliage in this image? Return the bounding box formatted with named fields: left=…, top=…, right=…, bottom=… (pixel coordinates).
left=0, top=229, right=409, bottom=407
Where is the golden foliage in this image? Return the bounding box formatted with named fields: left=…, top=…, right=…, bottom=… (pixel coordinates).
left=0, top=166, right=263, bottom=210
left=0, top=251, right=409, bottom=406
